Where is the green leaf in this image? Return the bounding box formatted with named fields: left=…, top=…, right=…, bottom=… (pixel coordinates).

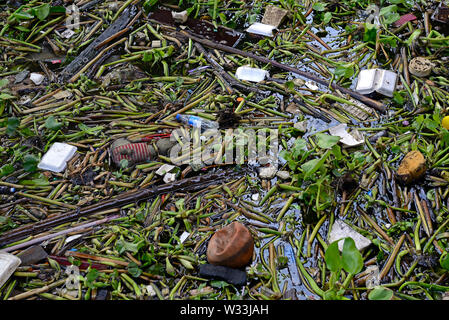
left=363, top=23, right=378, bottom=44
left=12, top=10, right=35, bottom=21
left=291, top=138, right=307, bottom=159
left=379, top=5, right=400, bottom=25
left=127, top=261, right=143, bottom=278
left=85, top=268, right=99, bottom=289
left=0, top=79, right=9, bottom=88
left=0, top=164, right=14, bottom=178
left=34, top=4, right=50, bottom=21
left=393, top=91, right=405, bottom=104
left=302, top=150, right=331, bottom=180
left=440, top=252, right=449, bottom=270
left=323, top=12, right=332, bottom=24
left=368, top=286, right=394, bottom=300
left=6, top=117, right=20, bottom=136
left=44, top=116, right=62, bottom=131
left=312, top=2, right=326, bottom=11
left=49, top=6, right=67, bottom=14
left=334, top=64, right=354, bottom=81
left=316, top=133, right=340, bottom=149
left=210, top=280, right=229, bottom=288
left=115, top=238, right=141, bottom=254
left=23, top=154, right=39, bottom=172
left=165, top=257, right=175, bottom=276
left=325, top=241, right=342, bottom=272
left=341, top=237, right=363, bottom=274
left=0, top=93, right=15, bottom=100
left=405, top=29, right=421, bottom=46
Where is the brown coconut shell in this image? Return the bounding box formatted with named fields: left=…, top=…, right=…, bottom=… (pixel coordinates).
left=396, top=150, right=426, bottom=184
left=207, top=221, right=254, bottom=269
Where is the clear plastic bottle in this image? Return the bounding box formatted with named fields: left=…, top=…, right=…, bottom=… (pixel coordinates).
left=176, top=114, right=219, bottom=131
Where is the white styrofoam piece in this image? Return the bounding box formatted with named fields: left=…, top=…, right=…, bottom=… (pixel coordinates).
left=375, top=69, right=398, bottom=97
left=30, top=73, right=44, bottom=85
left=0, top=252, right=21, bottom=288
left=355, top=69, right=398, bottom=97
left=179, top=231, right=190, bottom=244
left=235, top=66, right=269, bottom=82
left=355, top=69, right=377, bottom=95
left=37, top=142, right=77, bottom=173
left=61, top=29, right=75, bottom=39
left=328, top=219, right=372, bottom=252
left=171, top=10, right=188, bottom=23
left=328, top=124, right=364, bottom=147
left=246, top=22, right=276, bottom=37
left=156, top=164, right=175, bottom=176
left=163, top=172, right=176, bottom=183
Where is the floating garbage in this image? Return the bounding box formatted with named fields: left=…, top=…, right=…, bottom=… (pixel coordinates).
left=16, top=245, right=48, bottom=266
left=365, top=265, right=380, bottom=289
left=0, top=252, right=21, bottom=288
left=199, top=264, right=247, bottom=286
left=110, top=138, right=154, bottom=167
left=151, top=40, right=162, bottom=48
left=396, top=150, right=426, bottom=184
left=261, top=5, right=288, bottom=28
left=259, top=165, right=278, bottom=179
left=355, top=69, right=398, bottom=97
left=305, top=80, right=319, bottom=91
left=432, top=3, right=449, bottom=23
left=394, top=13, right=417, bottom=27
left=328, top=124, right=364, bottom=147
left=235, top=66, right=269, bottom=83
left=408, top=57, right=434, bottom=77
left=60, top=29, right=75, bottom=39
left=328, top=219, right=372, bottom=252
left=37, top=142, right=77, bottom=173
left=179, top=231, right=190, bottom=244
left=171, top=10, right=188, bottom=23
left=156, top=164, right=175, bottom=176
left=176, top=114, right=219, bottom=131
left=0, top=186, right=16, bottom=194
left=246, top=22, right=277, bottom=37
left=276, top=170, right=290, bottom=180
left=442, top=116, right=449, bottom=130
left=206, top=221, right=254, bottom=268
left=29, top=72, right=44, bottom=85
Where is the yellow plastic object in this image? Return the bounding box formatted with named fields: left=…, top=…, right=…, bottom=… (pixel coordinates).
left=442, top=116, right=449, bottom=130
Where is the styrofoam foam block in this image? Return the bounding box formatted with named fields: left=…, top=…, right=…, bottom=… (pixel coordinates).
left=38, top=142, right=77, bottom=173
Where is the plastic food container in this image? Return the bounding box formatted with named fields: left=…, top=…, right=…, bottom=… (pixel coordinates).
left=355, top=69, right=398, bottom=97
left=38, top=142, right=77, bottom=173
left=0, top=252, right=21, bottom=288
left=235, top=66, right=269, bottom=82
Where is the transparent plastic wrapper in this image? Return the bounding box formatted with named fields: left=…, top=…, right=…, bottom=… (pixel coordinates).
left=235, top=66, right=269, bottom=83
left=0, top=252, right=21, bottom=288
left=246, top=22, right=276, bottom=37
left=38, top=142, right=77, bottom=173
left=355, top=69, right=398, bottom=97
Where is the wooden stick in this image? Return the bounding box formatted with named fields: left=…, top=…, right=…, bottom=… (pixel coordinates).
left=1, top=215, right=120, bottom=252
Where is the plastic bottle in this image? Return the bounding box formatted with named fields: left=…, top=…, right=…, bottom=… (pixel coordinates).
left=176, top=114, right=219, bottom=131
